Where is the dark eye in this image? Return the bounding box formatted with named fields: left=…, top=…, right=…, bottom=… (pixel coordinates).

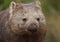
left=36, top=18, right=40, bottom=21
left=22, top=18, right=27, bottom=22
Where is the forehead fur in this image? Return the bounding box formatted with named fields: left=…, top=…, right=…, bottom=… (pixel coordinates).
left=9, top=1, right=44, bottom=20
left=9, top=1, right=46, bottom=25
left=9, top=1, right=41, bottom=13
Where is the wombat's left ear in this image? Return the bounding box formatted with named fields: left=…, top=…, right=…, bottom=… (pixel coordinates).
left=34, top=0, right=41, bottom=8
left=34, top=0, right=41, bottom=7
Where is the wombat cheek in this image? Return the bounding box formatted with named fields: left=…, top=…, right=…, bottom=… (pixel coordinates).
left=11, top=26, right=20, bottom=34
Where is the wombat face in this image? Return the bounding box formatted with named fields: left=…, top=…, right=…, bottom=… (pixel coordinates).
left=9, top=1, right=46, bottom=35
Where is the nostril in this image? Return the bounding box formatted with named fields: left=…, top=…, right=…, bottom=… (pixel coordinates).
left=22, top=18, right=27, bottom=22
left=28, top=28, right=37, bottom=33
left=36, top=18, right=40, bottom=21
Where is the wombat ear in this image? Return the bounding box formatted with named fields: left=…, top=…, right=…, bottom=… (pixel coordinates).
left=32, top=0, right=41, bottom=10
left=34, top=0, right=41, bottom=7
left=9, top=1, right=17, bottom=20
left=35, top=0, right=41, bottom=4
left=10, top=1, right=16, bottom=9
left=9, top=1, right=16, bottom=14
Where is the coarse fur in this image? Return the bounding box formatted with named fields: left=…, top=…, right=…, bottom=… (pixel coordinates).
left=0, top=0, right=47, bottom=42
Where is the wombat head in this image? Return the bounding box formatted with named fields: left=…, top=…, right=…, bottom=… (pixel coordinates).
left=9, top=0, right=46, bottom=35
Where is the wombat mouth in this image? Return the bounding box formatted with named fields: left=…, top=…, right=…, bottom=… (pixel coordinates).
left=23, top=34, right=29, bottom=39
left=22, top=33, right=38, bottom=42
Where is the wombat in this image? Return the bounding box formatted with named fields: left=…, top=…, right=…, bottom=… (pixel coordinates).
left=0, top=0, right=47, bottom=42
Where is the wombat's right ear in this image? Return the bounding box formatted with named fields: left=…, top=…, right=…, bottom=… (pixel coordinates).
left=9, top=1, right=17, bottom=20
left=10, top=1, right=16, bottom=9
left=9, top=1, right=16, bottom=13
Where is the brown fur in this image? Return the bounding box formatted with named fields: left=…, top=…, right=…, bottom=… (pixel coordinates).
left=0, top=1, right=47, bottom=42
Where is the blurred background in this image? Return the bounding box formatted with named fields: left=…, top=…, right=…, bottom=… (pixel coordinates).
left=0, top=0, right=60, bottom=42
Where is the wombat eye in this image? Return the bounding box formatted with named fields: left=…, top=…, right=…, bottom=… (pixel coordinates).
left=36, top=18, right=40, bottom=21
left=22, top=18, right=27, bottom=22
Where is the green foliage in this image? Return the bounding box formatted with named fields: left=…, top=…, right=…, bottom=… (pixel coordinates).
left=47, top=32, right=57, bottom=42
left=0, top=0, right=11, bottom=11
left=0, top=0, right=4, bottom=4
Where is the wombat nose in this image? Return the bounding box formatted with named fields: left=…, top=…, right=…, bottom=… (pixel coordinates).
left=28, top=23, right=38, bottom=33
left=28, top=24, right=37, bottom=33
left=28, top=27, right=37, bottom=33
